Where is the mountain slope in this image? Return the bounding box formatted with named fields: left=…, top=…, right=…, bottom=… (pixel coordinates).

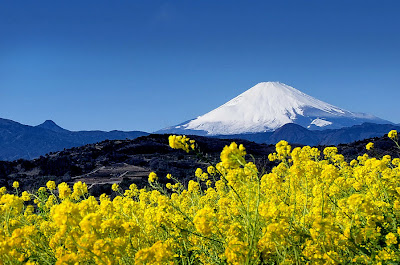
left=0, top=134, right=276, bottom=194
left=2, top=133, right=399, bottom=195
left=213, top=123, right=400, bottom=146
left=268, top=123, right=319, bottom=146
left=158, top=82, right=390, bottom=135
left=0, top=118, right=149, bottom=161
left=317, top=123, right=400, bottom=146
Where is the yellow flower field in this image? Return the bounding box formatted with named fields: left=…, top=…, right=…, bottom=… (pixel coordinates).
left=1, top=131, right=400, bottom=264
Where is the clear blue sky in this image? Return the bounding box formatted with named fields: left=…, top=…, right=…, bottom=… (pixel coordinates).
left=1, top=0, right=399, bottom=132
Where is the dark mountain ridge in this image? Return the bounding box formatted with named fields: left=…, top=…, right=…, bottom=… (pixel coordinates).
left=1, top=117, right=398, bottom=162
left=1, top=133, right=398, bottom=197
left=0, top=118, right=149, bottom=161
left=213, top=122, right=400, bottom=146
left=0, top=134, right=277, bottom=196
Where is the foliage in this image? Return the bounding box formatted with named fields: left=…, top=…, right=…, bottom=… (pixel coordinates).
left=1, top=131, right=400, bottom=264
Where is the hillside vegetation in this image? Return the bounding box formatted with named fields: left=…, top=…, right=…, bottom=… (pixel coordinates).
left=0, top=131, right=400, bottom=264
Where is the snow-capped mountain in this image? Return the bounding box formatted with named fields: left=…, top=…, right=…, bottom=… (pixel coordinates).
left=157, top=82, right=391, bottom=135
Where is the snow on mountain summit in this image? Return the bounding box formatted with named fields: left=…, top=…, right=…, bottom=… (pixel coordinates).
left=159, top=82, right=390, bottom=135
left=184, top=82, right=344, bottom=134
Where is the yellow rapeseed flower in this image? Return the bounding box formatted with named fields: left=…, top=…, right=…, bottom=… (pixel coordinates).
left=21, top=191, right=31, bottom=201
left=386, top=233, right=398, bottom=245
left=12, top=181, right=19, bottom=189
left=220, top=142, right=246, bottom=168
left=366, top=142, right=374, bottom=150
left=168, top=135, right=194, bottom=153
left=193, top=207, right=215, bottom=235
left=46, top=180, right=56, bottom=190
left=111, top=183, right=119, bottom=192
left=275, top=140, right=291, bottom=158
left=207, top=166, right=216, bottom=175
left=148, top=172, right=158, bottom=183
left=388, top=130, right=398, bottom=140
left=195, top=168, right=203, bottom=178
left=57, top=182, right=71, bottom=199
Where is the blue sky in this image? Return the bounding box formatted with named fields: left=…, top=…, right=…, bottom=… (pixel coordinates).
left=1, top=0, right=399, bottom=132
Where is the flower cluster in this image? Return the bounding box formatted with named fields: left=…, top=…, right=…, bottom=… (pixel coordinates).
left=1, top=131, right=400, bottom=264
left=389, top=130, right=398, bottom=140
left=168, top=135, right=195, bottom=153
left=366, top=142, right=374, bottom=150
left=148, top=172, right=158, bottom=183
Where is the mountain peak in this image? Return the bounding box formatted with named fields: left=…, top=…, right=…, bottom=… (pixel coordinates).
left=37, top=120, right=68, bottom=133
left=256, top=81, right=282, bottom=85
left=42, top=120, right=57, bottom=126
left=157, top=82, right=391, bottom=135
left=248, top=81, right=313, bottom=97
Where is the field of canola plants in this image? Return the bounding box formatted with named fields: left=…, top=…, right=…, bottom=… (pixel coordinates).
left=1, top=130, right=400, bottom=264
